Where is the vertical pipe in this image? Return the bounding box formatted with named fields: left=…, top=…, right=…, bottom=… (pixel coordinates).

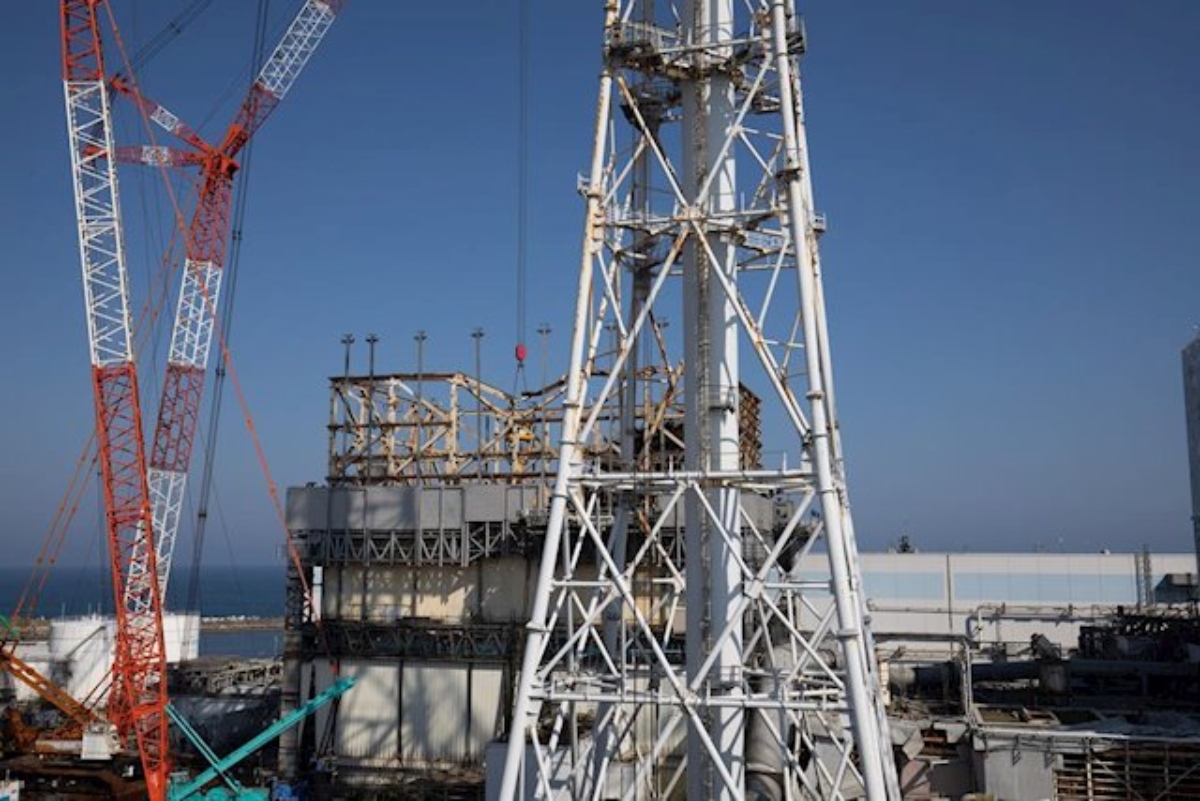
left=682, top=1, right=742, bottom=797
left=590, top=24, right=660, bottom=788
left=1181, top=338, right=1200, bottom=583
left=339, top=333, right=354, bottom=478
left=278, top=537, right=305, bottom=780
left=415, top=331, right=428, bottom=483
left=538, top=323, right=552, bottom=475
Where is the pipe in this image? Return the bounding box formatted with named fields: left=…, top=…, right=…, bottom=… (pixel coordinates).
left=745, top=645, right=799, bottom=801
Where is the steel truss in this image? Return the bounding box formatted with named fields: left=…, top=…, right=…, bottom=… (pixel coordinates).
left=113, top=0, right=342, bottom=608
left=328, top=369, right=761, bottom=487
left=501, top=2, right=898, bottom=799
left=61, top=2, right=168, bottom=795
left=329, top=371, right=567, bottom=484
left=305, top=524, right=534, bottom=567
left=298, top=619, right=522, bottom=663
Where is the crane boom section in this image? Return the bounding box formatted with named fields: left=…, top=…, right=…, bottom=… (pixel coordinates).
left=222, top=0, right=342, bottom=156
left=62, top=9, right=131, bottom=368
left=167, top=677, right=355, bottom=801
left=0, top=648, right=99, bottom=727
left=145, top=173, right=232, bottom=604
left=141, top=0, right=342, bottom=604
left=61, top=2, right=170, bottom=799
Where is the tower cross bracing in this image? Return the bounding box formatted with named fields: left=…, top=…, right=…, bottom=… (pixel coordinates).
left=501, top=2, right=899, bottom=799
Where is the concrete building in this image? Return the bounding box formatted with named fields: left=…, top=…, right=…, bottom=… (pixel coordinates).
left=277, top=365, right=1200, bottom=795
left=272, top=371, right=1200, bottom=801
left=859, top=550, right=1193, bottom=655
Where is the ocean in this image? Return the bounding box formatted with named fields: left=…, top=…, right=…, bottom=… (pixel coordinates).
left=0, top=565, right=286, bottom=658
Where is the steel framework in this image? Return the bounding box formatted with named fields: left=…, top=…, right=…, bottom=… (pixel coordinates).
left=501, top=2, right=898, bottom=799
left=113, top=0, right=342, bottom=606
left=328, top=372, right=566, bottom=484
left=60, top=1, right=169, bottom=796
left=327, top=369, right=761, bottom=486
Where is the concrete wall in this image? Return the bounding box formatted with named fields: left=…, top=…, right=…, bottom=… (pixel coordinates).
left=322, top=558, right=534, bottom=623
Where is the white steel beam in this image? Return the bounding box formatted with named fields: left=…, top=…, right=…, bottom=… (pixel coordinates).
left=500, top=2, right=899, bottom=799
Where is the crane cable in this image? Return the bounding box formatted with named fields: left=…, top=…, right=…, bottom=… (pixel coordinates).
left=514, top=0, right=530, bottom=393
left=125, top=0, right=217, bottom=78
left=183, top=0, right=271, bottom=622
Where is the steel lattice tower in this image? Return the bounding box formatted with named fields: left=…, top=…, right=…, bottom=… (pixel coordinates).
left=500, top=1, right=898, bottom=799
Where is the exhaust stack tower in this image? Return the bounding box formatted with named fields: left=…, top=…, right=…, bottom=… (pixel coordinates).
left=501, top=2, right=898, bottom=798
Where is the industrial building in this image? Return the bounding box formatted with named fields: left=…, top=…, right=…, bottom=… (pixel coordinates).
left=271, top=3, right=1200, bottom=795
left=277, top=367, right=1200, bottom=798
left=5, top=0, right=1196, bottom=798
left=278, top=368, right=766, bottom=786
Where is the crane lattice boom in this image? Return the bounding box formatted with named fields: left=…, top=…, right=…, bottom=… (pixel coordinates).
left=0, top=648, right=100, bottom=728
left=60, top=1, right=169, bottom=798
left=122, top=0, right=343, bottom=606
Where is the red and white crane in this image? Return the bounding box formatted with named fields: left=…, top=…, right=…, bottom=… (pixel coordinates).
left=113, top=0, right=343, bottom=605
left=57, top=3, right=342, bottom=799
left=60, top=1, right=169, bottom=796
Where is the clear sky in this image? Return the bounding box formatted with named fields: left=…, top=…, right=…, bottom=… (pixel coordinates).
left=1, top=2, right=1197, bottom=572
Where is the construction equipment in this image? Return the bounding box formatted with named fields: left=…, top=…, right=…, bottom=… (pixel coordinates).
left=166, top=677, right=354, bottom=800
left=60, top=1, right=169, bottom=796
left=0, top=651, right=100, bottom=736
left=111, top=0, right=343, bottom=607
left=56, top=3, right=342, bottom=798
left=0, top=614, right=100, bottom=738
left=500, top=2, right=900, bottom=798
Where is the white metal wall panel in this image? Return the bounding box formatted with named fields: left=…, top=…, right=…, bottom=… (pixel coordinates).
left=420, top=487, right=463, bottom=530
left=286, top=486, right=328, bottom=530
left=300, top=658, right=336, bottom=748
left=364, top=487, right=417, bottom=530
left=401, top=663, right=468, bottom=764
left=337, top=661, right=399, bottom=760
left=469, top=666, right=505, bottom=762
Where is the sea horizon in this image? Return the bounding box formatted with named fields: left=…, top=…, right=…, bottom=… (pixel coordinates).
left=0, top=565, right=286, bottom=657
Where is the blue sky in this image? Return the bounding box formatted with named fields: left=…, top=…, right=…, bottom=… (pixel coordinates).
left=1, top=2, right=1198, bottom=572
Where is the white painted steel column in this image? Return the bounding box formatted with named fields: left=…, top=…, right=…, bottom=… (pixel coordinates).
left=498, top=3, right=619, bottom=794
left=499, top=3, right=899, bottom=798
left=682, top=2, right=742, bottom=798
left=768, top=2, right=896, bottom=797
